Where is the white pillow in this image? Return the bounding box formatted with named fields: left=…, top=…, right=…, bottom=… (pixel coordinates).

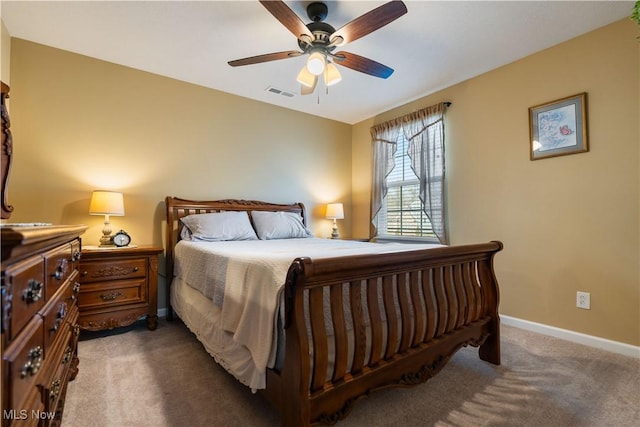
left=251, top=211, right=312, bottom=240
left=180, top=211, right=258, bottom=241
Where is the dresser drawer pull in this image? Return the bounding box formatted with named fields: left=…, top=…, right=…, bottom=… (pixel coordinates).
left=100, top=291, right=123, bottom=301
left=133, top=267, right=139, bottom=273
left=49, top=379, right=61, bottom=403
left=74, top=324, right=80, bottom=336
left=62, top=346, right=73, bottom=364
left=53, top=258, right=69, bottom=280
left=20, top=346, right=43, bottom=378
left=71, top=282, right=81, bottom=302
left=22, top=279, right=43, bottom=304
left=50, top=302, right=67, bottom=333
left=72, top=249, right=81, bottom=261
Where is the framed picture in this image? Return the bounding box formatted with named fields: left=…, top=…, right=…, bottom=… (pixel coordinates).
left=529, top=93, right=588, bottom=160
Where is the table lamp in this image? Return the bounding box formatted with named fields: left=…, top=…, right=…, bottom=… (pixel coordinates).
left=325, top=203, right=344, bottom=239
left=89, top=190, right=124, bottom=246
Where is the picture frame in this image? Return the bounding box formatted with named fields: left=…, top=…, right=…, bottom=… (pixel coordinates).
left=529, top=92, right=588, bottom=161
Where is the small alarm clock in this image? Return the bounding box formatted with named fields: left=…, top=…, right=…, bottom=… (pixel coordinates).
left=112, top=230, right=131, bottom=247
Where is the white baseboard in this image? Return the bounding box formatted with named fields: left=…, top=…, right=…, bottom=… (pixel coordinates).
left=500, top=314, right=640, bottom=359
left=158, top=307, right=168, bottom=318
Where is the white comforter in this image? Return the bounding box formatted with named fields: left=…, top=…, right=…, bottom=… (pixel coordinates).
left=173, top=237, right=441, bottom=387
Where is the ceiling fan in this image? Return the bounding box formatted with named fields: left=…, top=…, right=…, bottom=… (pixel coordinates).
left=228, top=0, right=408, bottom=95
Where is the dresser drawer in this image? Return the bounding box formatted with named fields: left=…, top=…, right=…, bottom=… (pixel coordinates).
left=78, top=279, right=147, bottom=309
left=2, top=316, right=44, bottom=412
left=43, top=243, right=74, bottom=299
left=39, top=272, right=77, bottom=357
left=40, top=327, right=75, bottom=416
left=3, top=255, right=45, bottom=341
left=79, top=258, right=147, bottom=283
left=2, top=386, right=44, bottom=427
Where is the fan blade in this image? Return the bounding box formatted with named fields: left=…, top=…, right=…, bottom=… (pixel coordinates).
left=259, top=0, right=313, bottom=40
left=331, top=1, right=407, bottom=45
left=331, top=1, right=407, bottom=46
left=333, top=51, right=394, bottom=79
left=228, top=51, right=302, bottom=67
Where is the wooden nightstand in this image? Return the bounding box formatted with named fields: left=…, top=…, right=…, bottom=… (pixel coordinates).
left=77, top=245, right=163, bottom=331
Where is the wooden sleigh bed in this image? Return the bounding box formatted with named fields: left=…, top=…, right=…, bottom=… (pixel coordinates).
left=165, top=197, right=503, bottom=426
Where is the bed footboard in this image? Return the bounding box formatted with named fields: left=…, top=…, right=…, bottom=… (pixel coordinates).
left=264, top=241, right=502, bottom=426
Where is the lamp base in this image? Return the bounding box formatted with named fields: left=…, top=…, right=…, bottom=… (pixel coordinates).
left=98, top=215, right=115, bottom=247
left=331, top=225, right=340, bottom=239
left=99, top=234, right=114, bottom=247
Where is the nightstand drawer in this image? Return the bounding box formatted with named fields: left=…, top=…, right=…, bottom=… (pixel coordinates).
left=79, top=257, right=147, bottom=283
left=3, top=255, right=45, bottom=341
left=77, top=279, right=146, bottom=309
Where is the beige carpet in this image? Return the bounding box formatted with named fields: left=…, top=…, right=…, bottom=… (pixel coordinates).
left=62, top=319, right=639, bottom=427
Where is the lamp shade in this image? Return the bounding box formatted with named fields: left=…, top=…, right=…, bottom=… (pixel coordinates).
left=89, top=191, right=124, bottom=216
left=325, top=203, right=344, bottom=220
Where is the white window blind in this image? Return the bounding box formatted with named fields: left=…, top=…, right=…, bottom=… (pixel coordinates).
left=378, top=133, right=437, bottom=238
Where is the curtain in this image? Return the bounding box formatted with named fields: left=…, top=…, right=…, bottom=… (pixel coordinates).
left=370, top=102, right=448, bottom=243
left=404, top=103, right=447, bottom=243
left=370, top=121, right=401, bottom=234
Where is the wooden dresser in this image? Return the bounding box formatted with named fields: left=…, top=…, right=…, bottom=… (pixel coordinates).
left=1, top=225, right=87, bottom=427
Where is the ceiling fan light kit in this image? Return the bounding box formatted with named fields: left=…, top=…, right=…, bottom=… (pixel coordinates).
left=228, top=0, right=408, bottom=96
left=306, top=51, right=326, bottom=75
left=324, top=62, right=342, bottom=86
left=296, top=67, right=317, bottom=88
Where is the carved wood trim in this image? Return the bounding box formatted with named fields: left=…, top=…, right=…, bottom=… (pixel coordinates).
left=88, top=265, right=136, bottom=278
left=1, top=81, right=14, bottom=219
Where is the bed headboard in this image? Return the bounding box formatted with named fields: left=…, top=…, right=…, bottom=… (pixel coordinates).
left=164, top=196, right=306, bottom=317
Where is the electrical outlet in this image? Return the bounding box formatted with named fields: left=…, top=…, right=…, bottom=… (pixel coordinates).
left=576, top=291, right=591, bottom=310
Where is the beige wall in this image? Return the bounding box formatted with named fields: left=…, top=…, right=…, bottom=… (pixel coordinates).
left=353, top=19, right=639, bottom=346
left=1, top=20, right=10, bottom=83
left=7, top=39, right=352, bottom=309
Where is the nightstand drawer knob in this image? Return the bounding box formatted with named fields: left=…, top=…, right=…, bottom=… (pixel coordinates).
left=133, top=267, right=139, bottom=272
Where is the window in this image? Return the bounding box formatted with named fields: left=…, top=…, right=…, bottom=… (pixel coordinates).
left=378, top=132, right=436, bottom=238
left=370, top=102, right=447, bottom=243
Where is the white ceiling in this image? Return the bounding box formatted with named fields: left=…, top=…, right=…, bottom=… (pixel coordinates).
left=1, top=0, right=633, bottom=124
